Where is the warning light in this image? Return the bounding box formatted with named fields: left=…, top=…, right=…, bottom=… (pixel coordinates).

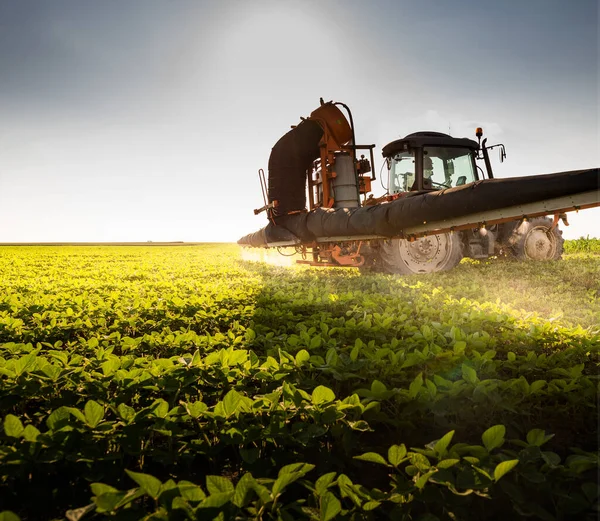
left=475, top=127, right=483, bottom=138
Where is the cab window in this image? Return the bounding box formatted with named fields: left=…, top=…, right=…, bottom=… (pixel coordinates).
left=389, top=151, right=415, bottom=193
left=423, top=147, right=476, bottom=189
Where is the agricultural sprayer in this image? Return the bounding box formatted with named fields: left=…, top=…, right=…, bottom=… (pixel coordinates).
left=238, top=100, right=599, bottom=274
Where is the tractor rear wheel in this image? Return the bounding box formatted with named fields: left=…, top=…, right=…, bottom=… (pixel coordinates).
left=507, top=217, right=564, bottom=261
left=376, top=233, right=463, bottom=275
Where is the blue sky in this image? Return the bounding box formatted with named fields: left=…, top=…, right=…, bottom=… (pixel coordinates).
left=0, top=0, right=597, bottom=241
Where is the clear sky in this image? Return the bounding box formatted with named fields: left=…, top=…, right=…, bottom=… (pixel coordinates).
left=0, top=0, right=598, bottom=242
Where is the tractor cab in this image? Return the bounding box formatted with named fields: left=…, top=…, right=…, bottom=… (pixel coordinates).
left=382, top=131, right=501, bottom=195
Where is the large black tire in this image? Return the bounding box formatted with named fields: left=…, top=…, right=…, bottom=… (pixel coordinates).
left=506, top=217, right=564, bottom=261
left=372, top=233, right=464, bottom=275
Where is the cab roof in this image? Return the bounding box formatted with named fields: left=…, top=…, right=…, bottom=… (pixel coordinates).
left=382, top=131, right=480, bottom=158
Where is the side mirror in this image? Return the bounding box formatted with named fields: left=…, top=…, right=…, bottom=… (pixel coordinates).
left=499, top=146, right=506, bottom=163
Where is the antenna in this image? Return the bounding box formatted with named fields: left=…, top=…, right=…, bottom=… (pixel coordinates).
left=448, top=123, right=451, bottom=136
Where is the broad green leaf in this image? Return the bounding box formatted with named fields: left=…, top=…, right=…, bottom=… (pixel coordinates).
left=461, top=364, right=477, bottom=384
left=64, top=407, right=86, bottom=423
left=353, top=452, right=389, bottom=466
left=178, top=481, right=206, bottom=502
left=199, top=492, right=233, bottom=509
left=222, top=390, right=242, bottom=418
left=295, top=349, right=310, bottom=366
left=0, top=511, right=21, bottom=521
left=453, top=340, right=466, bottom=354
left=541, top=451, right=561, bottom=467
left=84, top=400, right=104, bottom=428
left=410, top=453, right=431, bottom=471
left=493, top=459, right=519, bottom=481
left=152, top=399, right=169, bottom=418
left=4, top=415, right=24, bottom=438
left=408, top=373, right=423, bottom=398
left=310, top=336, right=322, bottom=349
left=482, top=425, right=505, bottom=451
left=315, top=472, right=337, bottom=496
left=387, top=444, right=407, bottom=466
left=526, top=429, right=554, bottom=447
left=23, top=425, right=40, bottom=442
left=530, top=380, right=546, bottom=393
left=371, top=380, right=387, bottom=395
left=363, top=500, right=381, bottom=511
left=46, top=407, right=70, bottom=431
left=232, top=473, right=256, bottom=507
left=91, top=483, right=119, bottom=496
left=320, top=491, right=342, bottom=521
left=206, top=475, right=234, bottom=495
left=93, top=492, right=127, bottom=512
left=117, top=403, right=136, bottom=422
left=312, top=385, right=335, bottom=405
left=126, top=470, right=162, bottom=499
left=437, top=459, right=460, bottom=469
left=415, top=470, right=436, bottom=489
left=272, top=472, right=302, bottom=498
left=434, top=430, right=455, bottom=457
left=278, top=462, right=315, bottom=476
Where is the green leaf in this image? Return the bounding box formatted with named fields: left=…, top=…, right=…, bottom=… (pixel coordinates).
left=526, top=429, right=554, bottom=447
left=315, top=472, right=337, bottom=496
left=91, top=483, right=119, bottom=496
left=482, top=425, right=505, bottom=451
left=272, top=472, right=302, bottom=498
left=371, top=380, right=387, bottom=395
left=4, top=415, right=24, bottom=438
left=278, top=462, right=315, bottom=476
left=387, top=444, right=407, bottom=466
left=0, top=511, right=21, bottom=521
left=312, top=385, right=336, bottom=405
left=178, top=481, right=206, bottom=502
left=493, top=459, right=519, bottom=481
left=206, top=475, right=234, bottom=495
left=93, top=491, right=127, bottom=512
left=199, top=492, right=234, bottom=509
left=408, top=372, right=423, bottom=398
left=453, top=340, right=466, bottom=354
left=434, top=430, right=455, bottom=457
left=126, top=470, right=162, bottom=499
left=437, top=459, right=460, bottom=469
left=353, top=452, right=389, bottom=466
left=320, top=491, right=342, bottom=521
left=310, top=335, right=322, bottom=349
left=222, top=390, right=242, bottom=418
left=461, top=364, right=477, bottom=384
left=117, top=403, right=136, bottom=423
left=22, top=425, right=40, bottom=442
left=84, top=400, right=104, bottom=428
left=295, top=349, right=310, bottom=366
left=415, top=470, right=436, bottom=489
left=530, top=380, right=546, bottom=393
left=232, top=473, right=255, bottom=507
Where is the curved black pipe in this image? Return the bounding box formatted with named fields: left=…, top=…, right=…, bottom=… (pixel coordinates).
left=267, top=120, right=324, bottom=217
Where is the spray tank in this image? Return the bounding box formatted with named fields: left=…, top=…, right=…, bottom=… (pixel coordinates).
left=255, top=100, right=374, bottom=220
